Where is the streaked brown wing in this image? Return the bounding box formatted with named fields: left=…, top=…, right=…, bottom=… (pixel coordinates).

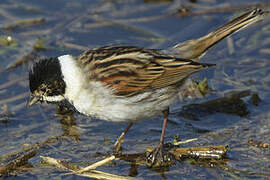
left=78, top=46, right=214, bottom=96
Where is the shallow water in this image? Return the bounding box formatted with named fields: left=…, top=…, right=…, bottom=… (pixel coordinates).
left=0, top=0, right=270, bottom=179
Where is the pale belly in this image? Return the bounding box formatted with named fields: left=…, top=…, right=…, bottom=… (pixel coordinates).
left=71, top=86, right=178, bottom=122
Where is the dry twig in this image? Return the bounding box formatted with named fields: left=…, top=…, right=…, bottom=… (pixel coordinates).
left=170, top=145, right=228, bottom=160
left=40, top=156, right=136, bottom=180
left=3, top=18, right=45, bottom=31
left=177, top=2, right=270, bottom=17
left=77, top=155, right=115, bottom=173
left=0, top=150, right=36, bottom=176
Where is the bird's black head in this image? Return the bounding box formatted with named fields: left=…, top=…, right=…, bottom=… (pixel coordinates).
left=28, top=57, right=66, bottom=106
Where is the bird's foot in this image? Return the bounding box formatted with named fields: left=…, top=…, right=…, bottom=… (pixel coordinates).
left=113, top=133, right=125, bottom=155
left=146, top=143, right=173, bottom=168
left=113, top=122, right=134, bottom=155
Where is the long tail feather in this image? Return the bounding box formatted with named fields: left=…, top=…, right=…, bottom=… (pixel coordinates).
left=172, top=8, right=267, bottom=61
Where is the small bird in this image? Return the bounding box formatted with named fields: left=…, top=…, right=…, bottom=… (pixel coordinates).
left=28, top=9, right=266, bottom=166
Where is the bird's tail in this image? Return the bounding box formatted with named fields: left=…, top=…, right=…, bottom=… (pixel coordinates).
left=172, top=8, right=267, bottom=61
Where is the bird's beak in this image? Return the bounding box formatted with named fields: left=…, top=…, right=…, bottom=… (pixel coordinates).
left=26, top=95, right=39, bottom=107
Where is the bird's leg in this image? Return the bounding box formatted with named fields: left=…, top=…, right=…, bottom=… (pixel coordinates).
left=147, top=107, right=172, bottom=167
left=114, top=122, right=134, bottom=154
left=160, top=108, right=169, bottom=147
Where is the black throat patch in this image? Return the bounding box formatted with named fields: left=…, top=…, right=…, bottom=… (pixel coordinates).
left=29, top=57, right=66, bottom=96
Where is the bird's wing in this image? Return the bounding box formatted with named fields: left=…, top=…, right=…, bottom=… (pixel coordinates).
left=78, top=46, right=214, bottom=96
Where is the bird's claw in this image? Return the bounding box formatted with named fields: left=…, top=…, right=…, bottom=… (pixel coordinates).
left=146, top=144, right=173, bottom=168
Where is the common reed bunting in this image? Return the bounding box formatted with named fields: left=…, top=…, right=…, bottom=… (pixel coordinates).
left=28, top=9, right=266, bottom=166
